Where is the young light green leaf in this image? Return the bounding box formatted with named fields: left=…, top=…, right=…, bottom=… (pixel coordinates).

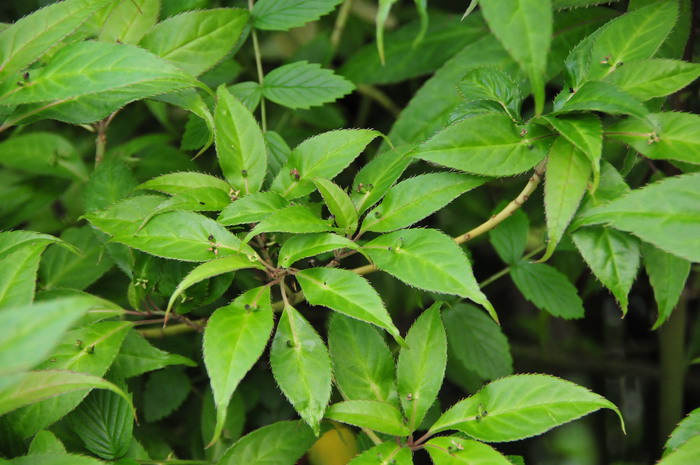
left=510, top=262, right=585, bottom=319
left=542, top=138, right=592, bottom=261
left=443, top=303, right=512, bottom=380
left=479, top=0, right=552, bottom=115
left=328, top=314, right=398, bottom=406
left=412, top=114, right=553, bottom=176
left=375, top=0, right=399, bottom=65
left=111, top=330, right=195, bottom=379
left=98, top=0, right=159, bottom=44
left=138, top=172, right=231, bottom=196
left=270, top=305, right=332, bottom=435
left=641, top=242, right=690, bottom=329
left=361, top=172, right=487, bottom=233
left=426, top=436, right=512, bottom=465
left=218, top=192, right=290, bottom=226
left=296, top=267, right=404, bottom=344
left=278, top=233, right=360, bottom=268
left=0, top=41, right=199, bottom=106
left=245, top=205, right=335, bottom=243
left=0, top=297, right=92, bottom=389
left=69, top=385, right=133, bottom=460
left=606, top=59, right=700, bottom=101
left=606, top=112, right=700, bottom=165
left=0, top=370, right=130, bottom=418
left=140, top=8, right=249, bottom=77
left=215, top=86, right=267, bottom=194
left=203, top=287, right=274, bottom=445
left=572, top=226, right=640, bottom=315
left=429, top=374, right=624, bottom=440
left=271, top=129, right=380, bottom=199
left=578, top=173, right=700, bottom=262
left=542, top=113, right=602, bottom=189
left=0, top=0, right=114, bottom=84
left=84, top=195, right=166, bottom=239
left=325, top=400, right=409, bottom=436
left=553, top=81, right=648, bottom=118
left=0, top=132, right=88, bottom=181
left=364, top=229, right=495, bottom=319
left=657, top=435, right=700, bottom=465
left=313, top=178, right=358, bottom=234
left=0, top=245, right=43, bottom=310
left=138, top=187, right=232, bottom=227
left=348, top=441, right=412, bottom=465
left=167, top=255, right=263, bottom=313
left=490, top=209, right=529, bottom=265
left=218, top=421, right=316, bottom=465
left=397, top=303, right=447, bottom=432
left=143, top=367, right=191, bottom=422
left=586, top=0, right=678, bottom=81
left=351, top=146, right=412, bottom=214
left=458, top=67, right=522, bottom=121
left=253, top=0, right=343, bottom=31
left=664, top=407, right=700, bottom=455
left=28, top=430, right=66, bottom=455
left=262, top=61, right=355, bottom=110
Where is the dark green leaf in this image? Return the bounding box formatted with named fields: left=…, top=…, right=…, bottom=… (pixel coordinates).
left=510, top=262, right=585, bottom=319
left=85, top=156, right=137, bottom=213
left=489, top=209, right=529, bottom=265
left=143, top=368, right=191, bottom=422
left=253, top=0, right=343, bottom=31
left=0, top=132, right=88, bottom=181
left=111, top=330, right=195, bottom=379
left=642, top=242, right=690, bottom=329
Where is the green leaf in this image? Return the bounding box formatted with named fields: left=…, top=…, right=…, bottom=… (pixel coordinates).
left=606, top=112, right=700, bottom=165
left=167, top=255, right=263, bottom=313
left=479, top=0, right=552, bottom=115
left=606, top=59, right=700, bottom=101
left=0, top=297, right=91, bottom=389
left=510, top=262, right=585, bottom=319
left=296, top=267, right=404, bottom=344
left=245, top=205, right=335, bottom=243
left=266, top=130, right=291, bottom=182
left=572, top=226, right=640, bottom=315
left=111, top=330, right=195, bottom=379
left=542, top=138, right=592, bottom=261
left=313, top=178, right=358, bottom=234
left=412, top=114, right=553, bottom=176
left=215, top=86, right=267, bottom=195
left=140, top=8, right=249, bottom=77
left=586, top=0, right=678, bottom=81
left=143, top=367, right=191, bottom=422
left=425, top=436, right=512, bottom=464
left=139, top=187, right=232, bottom=227
left=364, top=229, right=495, bottom=319
left=2, top=321, right=131, bottom=439
left=138, top=172, right=231, bottom=196
left=270, top=305, right=332, bottom=435
left=342, top=13, right=484, bottom=86
left=84, top=195, right=168, bottom=242
left=278, top=233, right=360, bottom=268
left=10, top=453, right=108, bottom=465
left=0, top=0, right=115, bottom=84
left=325, top=400, right=409, bottom=436
left=0, top=41, right=199, bottom=107
left=69, top=384, right=133, bottom=460
left=361, top=172, right=487, bottom=233
left=0, top=132, right=88, bottom=180
left=443, top=303, right=512, bottom=380
left=490, top=209, right=529, bottom=265
left=351, top=146, right=412, bottom=214
left=203, top=287, right=273, bottom=445
left=218, top=191, right=290, bottom=226
left=641, top=242, right=690, bottom=329
left=85, top=156, right=137, bottom=213
left=28, top=431, right=66, bottom=455
left=0, top=244, right=43, bottom=310
left=348, top=441, right=412, bottom=465
left=664, top=407, right=700, bottom=455
left=262, top=61, right=354, bottom=110
left=553, top=81, right=648, bottom=118
left=228, top=81, right=263, bottom=111
left=0, top=230, right=73, bottom=258
left=98, top=0, right=159, bottom=44
left=0, top=370, right=130, bottom=418
left=578, top=173, right=700, bottom=262
left=253, top=0, right=343, bottom=31
left=657, top=435, right=700, bottom=465
left=458, top=67, right=522, bottom=121
left=40, top=226, right=114, bottom=291
left=428, top=374, right=623, bottom=440
left=218, top=420, right=316, bottom=465
left=271, top=129, right=380, bottom=199
left=542, top=113, right=602, bottom=189
left=376, top=0, right=399, bottom=65
left=397, top=303, right=447, bottom=431
left=154, top=89, right=215, bottom=155
left=328, top=314, right=398, bottom=406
